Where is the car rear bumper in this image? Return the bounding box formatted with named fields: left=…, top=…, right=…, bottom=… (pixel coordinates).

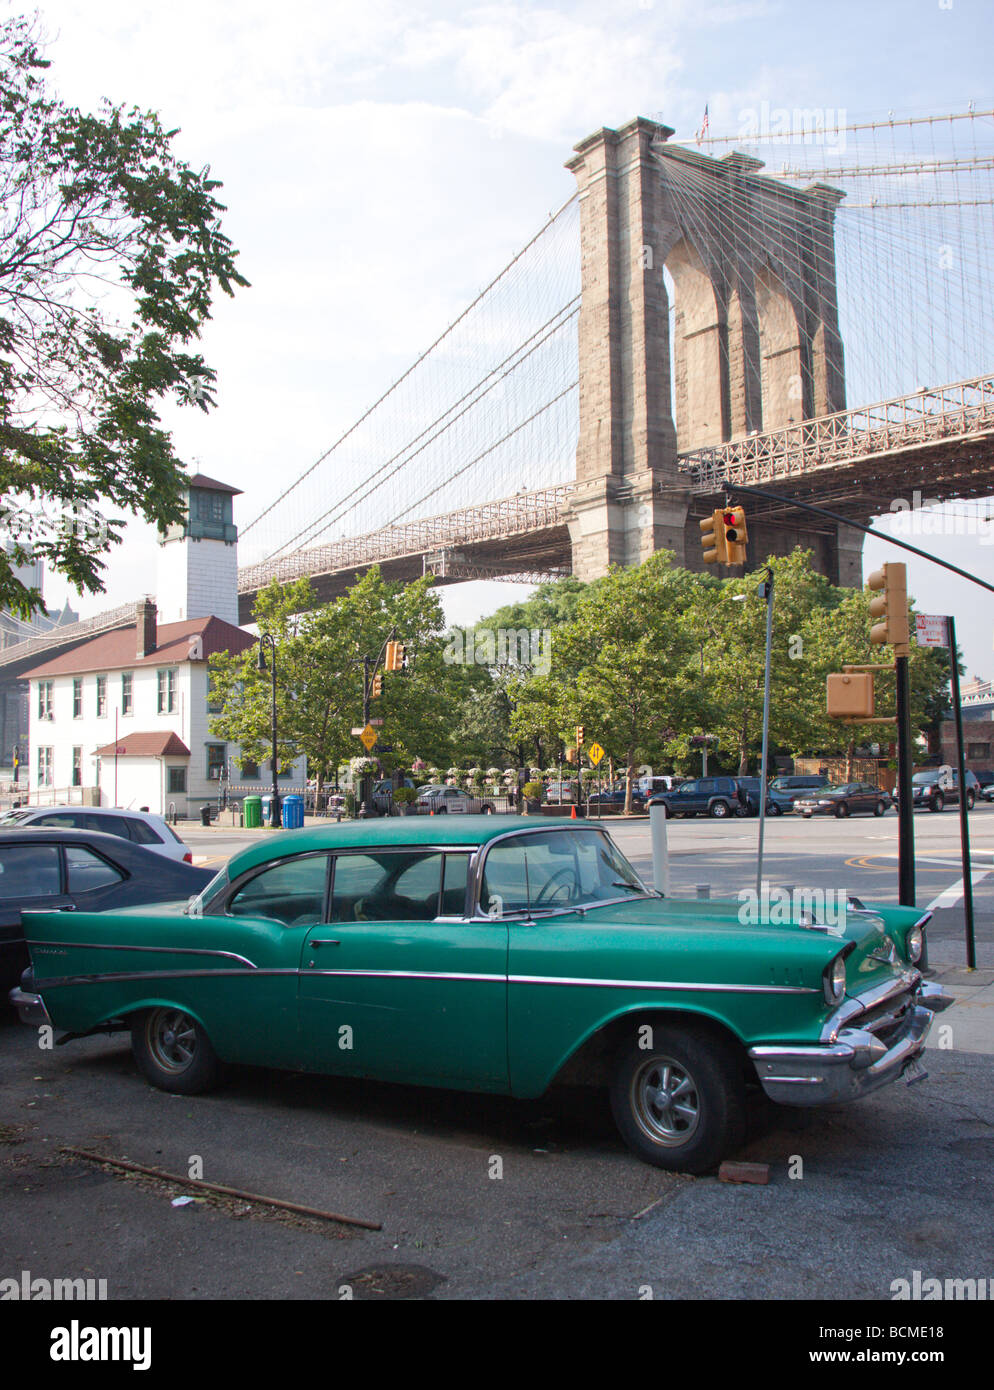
left=8, top=987, right=51, bottom=1027
left=748, top=980, right=953, bottom=1105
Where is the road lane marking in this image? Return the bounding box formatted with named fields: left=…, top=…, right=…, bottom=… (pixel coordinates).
left=925, top=870, right=993, bottom=911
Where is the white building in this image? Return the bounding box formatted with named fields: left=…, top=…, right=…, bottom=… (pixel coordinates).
left=22, top=473, right=304, bottom=817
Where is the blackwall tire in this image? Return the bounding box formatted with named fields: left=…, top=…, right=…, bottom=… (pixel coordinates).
left=131, top=1007, right=223, bottom=1095
left=609, top=1025, right=746, bottom=1174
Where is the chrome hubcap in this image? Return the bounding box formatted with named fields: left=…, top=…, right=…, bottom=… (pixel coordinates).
left=146, top=1009, right=198, bottom=1073
left=632, top=1056, right=701, bottom=1147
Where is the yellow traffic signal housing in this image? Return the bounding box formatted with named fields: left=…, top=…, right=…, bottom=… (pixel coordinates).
left=371, top=674, right=383, bottom=699
left=700, top=509, right=727, bottom=564
left=565, top=747, right=577, bottom=764
left=384, top=641, right=408, bottom=672
left=826, top=672, right=875, bottom=720
left=722, top=507, right=748, bottom=565
left=867, top=563, right=909, bottom=653
left=576, top=725, right=585, bottom=746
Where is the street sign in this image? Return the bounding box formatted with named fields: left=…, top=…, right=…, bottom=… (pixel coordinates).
left=369, top=718, right=384, bottom=727
left=914, top=614, right=949, bottom=648
left=359, top=723, right=378, bottom=751
left=588, top=742, right=605, bottom=765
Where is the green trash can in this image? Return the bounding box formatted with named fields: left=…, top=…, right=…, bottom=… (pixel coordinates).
left=243, top=795, right=262, bottom=829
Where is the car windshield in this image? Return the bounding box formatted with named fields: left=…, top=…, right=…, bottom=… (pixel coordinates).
left=912, top=772, right=939, bottom=785
left=187, top=866, right=228, bottom=916
left=0, top=810, right=33, bottom=824
left=479, top=828, right=649, bottom=917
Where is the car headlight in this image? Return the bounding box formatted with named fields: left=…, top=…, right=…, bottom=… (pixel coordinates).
left=906, top=925, right=924, bottom=963
left=823, top=954, right=847, bottom=1005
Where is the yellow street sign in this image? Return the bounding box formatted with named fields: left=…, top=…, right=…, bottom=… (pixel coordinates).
left=359, top=723, right=378, bottom=751
left=588, top=742, right=605, bottom=765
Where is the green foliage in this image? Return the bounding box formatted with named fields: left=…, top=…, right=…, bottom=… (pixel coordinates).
left=0, top=15, right=248, bottom=615
left=522, top=781, right=544, bottom=800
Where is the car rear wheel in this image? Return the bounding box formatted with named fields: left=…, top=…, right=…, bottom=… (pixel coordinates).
left=874, top=801, right=888, bottom=816
left=131, top=1007, right=223, bottom=1095
left=834, top=802, right=850, bottom=818
left=709, top=801, right=731, bottom=818
left=966, top=792, right=975, bottom=810
left=768, top=803, right=782, bottom=816
left=610, top=1026, right=746, bottom=1173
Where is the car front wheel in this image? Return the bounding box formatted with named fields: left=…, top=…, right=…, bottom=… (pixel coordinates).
left=874, top=800, right=888, bottom=816
left=610, top=1026, right=746, bottom=1173
left=834, top=802, right=850, bottom=818
left=131, top=1007, right=223, bottom=1095
left=930, top=794, right=944, bottom=812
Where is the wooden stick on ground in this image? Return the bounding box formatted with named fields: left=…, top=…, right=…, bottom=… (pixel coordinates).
left=60, top=1146, right=382, bottom=1231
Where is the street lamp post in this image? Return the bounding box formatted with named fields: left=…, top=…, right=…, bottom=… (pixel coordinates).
left=258, top=634, right=282, bottom=828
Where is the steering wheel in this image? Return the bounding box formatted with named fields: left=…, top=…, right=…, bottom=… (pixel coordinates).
left=534, top=867, right=579, bottom=907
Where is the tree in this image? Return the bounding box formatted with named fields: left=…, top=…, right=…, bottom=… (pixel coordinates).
left=0, top=15, right=248, bottom=615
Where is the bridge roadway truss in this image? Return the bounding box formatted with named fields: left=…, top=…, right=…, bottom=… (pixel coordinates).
left=235, top=372, right=994, bottom=619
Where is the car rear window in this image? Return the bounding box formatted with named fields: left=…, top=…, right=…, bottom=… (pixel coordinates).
left=128, top=819, right=164, bottom=845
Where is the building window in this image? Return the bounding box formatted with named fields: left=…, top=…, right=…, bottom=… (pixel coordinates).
left=37, top=681, right=53, bottom=720
left=207, top=671, right=223, bottom=714
left=121, top=672, right=133, bottom=717
left=71, top=746, right=82, bottom=788
left=96, top=674, right=107, bottom=717
left=206, top=744, right=225, bottom=780
left=269, top=759, right=292, bottom=781
left=167, top=766, right=187, bottom=794
left=157, top=668, right=177, bottom=714
left=72, top=678, right=82, bottom=719
left=240, top=758, right=259, bottom=779
left=37, top=746, right=53, bottom=787
left=967, top=742, right=990, bottom=760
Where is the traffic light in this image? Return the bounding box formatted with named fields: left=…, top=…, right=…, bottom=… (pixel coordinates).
left=371, top=674, right=383, bottom=699
left=699, top=509, right=727, bottom=564
left=384, top=641, right=408, bottom=672
left=868, top=563, right=909, bottom=652
left=576, top=726, right=585, bottom=747
left=565, top=747, right=577, bottom=764
left=722, top=506, right=748, bottom=565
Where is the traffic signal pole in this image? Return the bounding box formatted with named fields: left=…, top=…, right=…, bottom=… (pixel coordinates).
left=947, top=616, right=977, bottom=968
left=894, top=652, right=915, bottom=908
left=756, top=568, right=774, bottom=898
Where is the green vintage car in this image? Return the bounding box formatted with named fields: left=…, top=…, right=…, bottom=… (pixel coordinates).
left=10, top=818, right=950, bottom=1173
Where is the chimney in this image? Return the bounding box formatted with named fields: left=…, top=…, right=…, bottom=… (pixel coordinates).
left=137, top=597, right=157, bottom=658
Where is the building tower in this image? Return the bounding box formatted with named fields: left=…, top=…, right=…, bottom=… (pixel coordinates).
left=157, top=474, right=242, bottom=628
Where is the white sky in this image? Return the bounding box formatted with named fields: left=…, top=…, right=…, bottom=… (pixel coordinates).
left=24, top=0, right=994, bottom=680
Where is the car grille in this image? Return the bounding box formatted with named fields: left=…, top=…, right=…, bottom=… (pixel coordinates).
left=852, top=986, right=917, bottom=1047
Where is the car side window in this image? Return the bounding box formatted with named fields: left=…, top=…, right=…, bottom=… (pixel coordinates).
left=0, top=844, right=63, bottom=899
left=65, top=846, right=125, bottom=892
left=226, top=854, right=329, bottom=926
left=331, top=852, right=447, bottom=923
left=33, top=812, right=78, bottom=828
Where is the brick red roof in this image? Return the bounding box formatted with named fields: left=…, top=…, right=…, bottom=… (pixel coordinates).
left=188, top=472, right=243, bottom=495
left=95, top=732, right=191, bottom=758
left=24, top=614, right=255, bottom=679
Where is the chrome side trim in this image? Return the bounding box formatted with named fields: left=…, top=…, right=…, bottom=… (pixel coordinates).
left=508, top=974, right=815, bottom=994
left=29, top=967, right=293, bottom=990
left=27, top=940, right=259, bottom=969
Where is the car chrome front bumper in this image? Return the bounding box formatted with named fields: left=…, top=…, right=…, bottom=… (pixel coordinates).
left=8, top=988, right=51, bottom=1027
left=748, top=980, right=954, bottom=1106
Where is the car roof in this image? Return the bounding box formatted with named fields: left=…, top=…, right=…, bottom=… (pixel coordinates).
left=225, top=816, right=605, bottom=878
left=0, top=825, right=154, bottom=850
left=13, top=804, right=157, bottom=819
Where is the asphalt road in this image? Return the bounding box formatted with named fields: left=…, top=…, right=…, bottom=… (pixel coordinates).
left=1, top=806, right=991, bottom=1302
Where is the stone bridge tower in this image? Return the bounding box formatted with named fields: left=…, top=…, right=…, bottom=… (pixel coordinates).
left=566, top=117, right=862, bottom=585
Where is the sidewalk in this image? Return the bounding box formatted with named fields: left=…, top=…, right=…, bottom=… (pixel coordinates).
left=927, top=963, right=994, bottom=1055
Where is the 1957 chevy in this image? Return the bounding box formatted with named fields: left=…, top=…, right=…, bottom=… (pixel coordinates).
left=10, top=818, right=951, bottom=1172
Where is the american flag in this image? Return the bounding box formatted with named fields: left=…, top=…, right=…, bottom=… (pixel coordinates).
left=696, top=104, right=709, bottom=146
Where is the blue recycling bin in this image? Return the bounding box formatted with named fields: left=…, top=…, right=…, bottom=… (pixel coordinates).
left=282, top=794, right=304, bottom=829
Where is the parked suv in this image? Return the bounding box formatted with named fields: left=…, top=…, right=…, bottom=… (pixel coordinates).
left=734, top=777, right=782, bottom=817
left=0, top=805, right=193, bottom=862
left=768, top=774, right=830, bottom=813
left=899, top=768, right=978, bottom=812
left=648, top=777, right=744, bottom=819
left=371, top=777, right=415, bottom=816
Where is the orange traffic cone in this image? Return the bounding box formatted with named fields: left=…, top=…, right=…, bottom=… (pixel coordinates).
left=570, top=804, right=577, bottom=819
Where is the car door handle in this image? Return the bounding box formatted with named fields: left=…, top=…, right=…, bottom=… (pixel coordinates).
left=309, top=938, right=340, bottom=946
